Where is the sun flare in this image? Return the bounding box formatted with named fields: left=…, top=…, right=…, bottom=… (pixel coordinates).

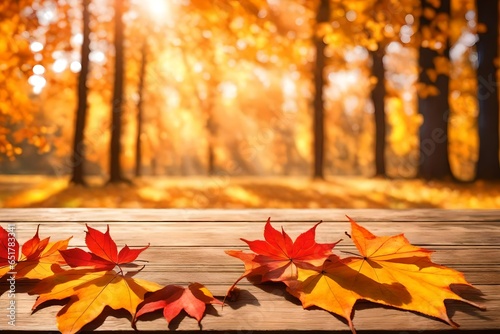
left=144, top=0, right=172, bottom=22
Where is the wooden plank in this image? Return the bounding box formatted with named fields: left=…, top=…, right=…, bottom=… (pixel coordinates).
left=1, top=285, right=496, bottom=331
left=1, top=208, right=500, bottom=222
left=1, top=221, right=500, bottom=246
left=0, top=209, right=498, bottom=332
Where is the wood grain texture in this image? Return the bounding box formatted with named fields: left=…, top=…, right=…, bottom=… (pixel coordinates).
left=0, top=209, right=498, bottom=332
left=1, top=208, right=499, bottom=222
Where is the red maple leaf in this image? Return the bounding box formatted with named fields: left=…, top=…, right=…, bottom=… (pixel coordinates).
left=226, top=218, right=340, bottom=291
left=60, top=224, right=148, bottom=271
left=134, top=282, right=222, bottom=327
left=20, top=225, right=50, bottom=261
left=0, top=225, right=19, bottom=271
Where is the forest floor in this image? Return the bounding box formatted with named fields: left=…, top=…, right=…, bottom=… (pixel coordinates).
left=1, top=174, right=500, bottom=209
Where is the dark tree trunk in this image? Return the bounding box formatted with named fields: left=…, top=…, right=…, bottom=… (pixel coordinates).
left=109, top=0, right=126, bottom=183
left=476, top=0, right=500, bottom=180
left=70, top=0, right=91, bottom=186
left=312, top=0, right=330, bottom=179
left=417, top=0, right=453, bottom=180
left=371, top=47, right=386, bottom=177
left=135, top=39, right=147, bottom=178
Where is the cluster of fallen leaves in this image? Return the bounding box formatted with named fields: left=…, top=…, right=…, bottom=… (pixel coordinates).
left=226, top=216, right=485, bottom=333
left=0, top=225, right=221, bottom=334
left=0, top=217, right=485, bottom=334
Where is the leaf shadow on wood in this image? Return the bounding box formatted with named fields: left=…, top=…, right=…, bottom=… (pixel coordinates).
left=165, top=311, right=188, bottom=330
left=134, top=308, right=186, bottom=331
left=0, top=279, right=38, bottom=297
left=350, top=299, right=452, bottom=329
left=450, top=283, right=487, bottom=303
left=446, top=284, right=489, bottom=321
left=252, top=281, right=354, bottom=329
left=219, top=287, right=261, bottom=310
left=350, top=283, right=490, bottom=328
left=31, top=297, right=69, bottom=315
left=131, top=304, right=221, bottom=331
left=251, top=281, right=302, bottom=306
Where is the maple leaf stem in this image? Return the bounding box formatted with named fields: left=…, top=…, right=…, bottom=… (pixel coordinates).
left=340, top=250, right=360, bottom=257
left=345, top=231, right=351, bottom=239
left=117, top=265, right=124, bottom=275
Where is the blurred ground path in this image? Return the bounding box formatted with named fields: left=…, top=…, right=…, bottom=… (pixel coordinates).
left=0, top=175, right=67, bottom=207
left=0, top=175, right=499, bottom=208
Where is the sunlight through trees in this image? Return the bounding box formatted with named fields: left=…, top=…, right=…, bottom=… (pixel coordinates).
left=0, top=0, right=499, bottom=183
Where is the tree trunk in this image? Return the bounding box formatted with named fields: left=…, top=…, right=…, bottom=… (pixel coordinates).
left=135, top=39, right=147, bottom=178
left=417, top=0, right=453, bottom=180
left=312, top=0, right=330, bottom=179
left=476, top=0, right=500, bottom=180
left=108, top=0, right=125, bottom=183
left=70, top=0, right=91, bottom=186
left=371, top=47, right=386, bottom=177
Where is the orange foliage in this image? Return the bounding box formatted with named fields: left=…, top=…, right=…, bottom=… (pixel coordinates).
left=0, top=0, right=493, bottom=181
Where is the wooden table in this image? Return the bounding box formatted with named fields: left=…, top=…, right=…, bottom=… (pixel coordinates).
left=0, top=208, right=499, bottom=333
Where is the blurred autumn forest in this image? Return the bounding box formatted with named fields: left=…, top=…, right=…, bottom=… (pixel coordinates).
left=1, top=0, right=500, bottom=208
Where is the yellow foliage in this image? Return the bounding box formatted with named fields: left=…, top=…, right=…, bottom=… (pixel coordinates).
left=387, top=97, right=420, bottom=157
left=316, top=22, right=332, bottom=38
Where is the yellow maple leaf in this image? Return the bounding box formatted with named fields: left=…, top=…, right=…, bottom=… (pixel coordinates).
left=15, top=238, right=71, bottom=279
left=30, top=269, right=161, bottom=334
left=286, top=256, right=363, bottom=333
left=342, top=216, right=485, bottom=327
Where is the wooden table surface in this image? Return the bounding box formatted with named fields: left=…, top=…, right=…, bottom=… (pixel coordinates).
left=0, top=208, right=499, bottom=333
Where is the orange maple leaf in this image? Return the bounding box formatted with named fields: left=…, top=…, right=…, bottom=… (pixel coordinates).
left=340, top=216, right=485, bottom=327
left=226, top=218, right=339, bottom=291
left=30, top=269, right=160, bottom=334
left=134, top=282, right=223, bottom=328
left=0, top=225, right=70, bottom=279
